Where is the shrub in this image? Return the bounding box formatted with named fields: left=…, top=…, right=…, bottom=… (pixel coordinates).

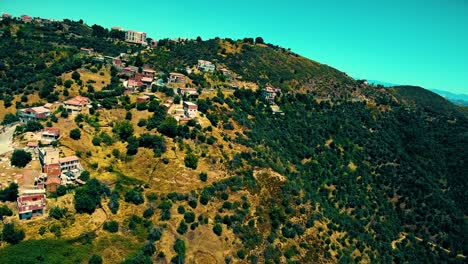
left=142, top=242, right=156, bottom=256
left=183, top=211, right=195, bottom=223
left=143, top=207, right=155, bottom=219
left=177, top=220, right=188, bottom=235
left=125, top=188, right=144, bottom=205
left=213, top=223, right=222, bottom=236
left=10, top=149, right=32, bottom=168
left=199, top=172, right=208, bottom=182
left=1, top=223, right=25, bottom=244
left=49, top=206, right=68, bottom=219
left=56, top=185, right=67, bottom=196
left=0, top=205, right=13, bottom=220
left=103, top=220, right=119, bottom=233
left=70, top=128, right=81, bottom=140
left=79, top=171, right=90, bottom=181
left=184, top=152, right=198, bottom=169
left=88, top=254, right=103, bottom=264
left=0, top=183, right=18, bottom=202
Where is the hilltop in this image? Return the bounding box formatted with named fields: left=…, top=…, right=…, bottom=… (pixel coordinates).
left=0, top=16, right=467, bottom=264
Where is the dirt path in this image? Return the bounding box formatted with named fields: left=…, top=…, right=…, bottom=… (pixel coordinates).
left=0, top=125, right=16, bottom=155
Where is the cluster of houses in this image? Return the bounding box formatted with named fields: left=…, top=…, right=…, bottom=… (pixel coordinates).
left=16, top=145, right=84, bottom=220
left=1, top=13, right=57, bottom=24
left=14, top=96, right=91, bottom=220
left=17, top=95, right=92, bottom=124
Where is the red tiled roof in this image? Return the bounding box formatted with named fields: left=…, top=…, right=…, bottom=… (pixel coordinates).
left=17, top=194, right=46, bottom=214
left=43, top=127, right=60, bottom=136
left=64, top=96, right=91, bottom=106
left=46, top=177, right=61, bottom=185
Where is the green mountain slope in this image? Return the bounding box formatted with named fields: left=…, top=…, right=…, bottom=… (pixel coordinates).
left=0, top=17, right=466, bottom=264
left=390, top=85, right=463, bottom=114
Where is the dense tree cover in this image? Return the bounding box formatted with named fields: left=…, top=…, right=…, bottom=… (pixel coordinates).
left=0, top=18, right=466, bottom=263
left=74, top=179, right=110, bottom=214
left=1, top=113, right=19, bottom=125
left=220, top=90, right=468, bottom=262
left=10, top=149, right=32, bottom=168
left=0, top=18, right=134, bottom=111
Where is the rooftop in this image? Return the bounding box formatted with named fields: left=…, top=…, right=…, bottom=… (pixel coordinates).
left=43, top=127, right=60, bottom=135
left=45, top=177, right=61, bottom=185
left=64, top=96, right=91, bottom=106
left=183, top=101, right=197, bottom=106
left=58, top=156, right=79, bottom=164
left=170, top=72, right=185, bottom=77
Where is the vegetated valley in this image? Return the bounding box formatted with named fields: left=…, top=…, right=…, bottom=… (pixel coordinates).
left=0, top=17, right=466, bottom=264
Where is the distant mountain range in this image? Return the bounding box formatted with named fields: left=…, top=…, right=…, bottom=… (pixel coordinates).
left=367, top=80, right=468, bottom=106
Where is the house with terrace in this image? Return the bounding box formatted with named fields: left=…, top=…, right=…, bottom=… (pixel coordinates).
left=18, top=106, right=50, bottom=122
left=262, top=86, right=281, bottom=103
left=143, top=68, right=156, bottom=79
left=183, top=101, right=198, bottom=118
left=41, top=127, right=60, bottom=142
left=17, top=194, right=46, bottom=220
left=59, top=156, right=82, bottom=172
left=63, top=96, right=91, bottom=115
left=197, top=60, right=216, bottom=72
left=169, top=73, right=186, bottom=84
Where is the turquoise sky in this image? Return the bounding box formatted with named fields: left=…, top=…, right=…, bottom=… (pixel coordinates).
left=2, top=0, right=467, bottom=94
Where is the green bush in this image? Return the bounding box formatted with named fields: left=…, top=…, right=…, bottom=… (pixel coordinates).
left=184, top=152, right=198, bottom=169
left=199, top=172, right=208, bottom=182
left=103, top=220, right=119, bottom=233
left=213, top=223, right=222, bottom=236
left=49, top=206, right=68, bottom=219
left=10, top=149, right=32, bottom=168
left=69, top=128, right=81, bottom=140
left=1, top=223, right=25, bottom=244
left=183, top=211, right=195, bottom=223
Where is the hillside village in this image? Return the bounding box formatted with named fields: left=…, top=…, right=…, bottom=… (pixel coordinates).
left=0, top=14, right=466, bottom=264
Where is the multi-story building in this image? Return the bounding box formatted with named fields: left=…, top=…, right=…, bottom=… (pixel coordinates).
left=17, top=194, right=46, bottom=220
left=58, top=156, right=82, bottom=172
left=168, top=73, right=186, bottom=84
left=125, top=30, right=147, bottom=45
left=38, top=147, right=60, bottom=167
left=18, top=106, right=50, bottom=122
left=197, top=60, right=216, bottom=72
left=42, top=127, right=60, bottom=142
left=183, top=101, right=198, bottom=118
left=63, top=96, right=91, bottom=115
left=262, top=86, right=281, bottom=103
